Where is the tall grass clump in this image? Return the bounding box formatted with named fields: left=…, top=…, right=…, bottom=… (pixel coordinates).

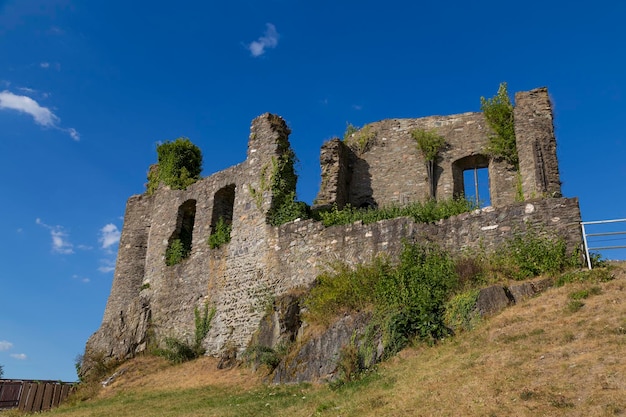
left=491, top=229, right=580, bottom=280
left=318, top=197, right=475, bottom=227
left=154, top=303, right=215, bottom=363
left=304, top=243, right=458, bottom=355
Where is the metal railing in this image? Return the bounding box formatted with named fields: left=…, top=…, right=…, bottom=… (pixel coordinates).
left=581, top=218, right=626, bottom=269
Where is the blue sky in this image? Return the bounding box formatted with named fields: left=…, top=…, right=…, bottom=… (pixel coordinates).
left=1, top=0, right=625, bottom=381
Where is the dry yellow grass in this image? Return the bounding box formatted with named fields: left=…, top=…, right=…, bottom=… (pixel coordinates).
left=45, top=263, right=625, bottom=417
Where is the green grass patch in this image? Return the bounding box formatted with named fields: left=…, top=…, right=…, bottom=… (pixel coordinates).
left=318, top=197, right=475, bottom=227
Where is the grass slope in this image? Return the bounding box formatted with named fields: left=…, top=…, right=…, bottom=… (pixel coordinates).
left=37, top=264, right=626, bottom=417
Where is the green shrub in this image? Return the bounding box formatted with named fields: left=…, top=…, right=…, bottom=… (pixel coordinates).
left=555, top=267, right=614, bottom=287
left=444, top=290, right=481, bottom=333
left=492, top=229, right=577, bottom=280
left=208, top=217, right=232, bottom=248
left=343, top=124, right=375, bottom=155
left=165, top=238, right=188, bottom=266
left=481, top=82, right=517, bottom=167
left=411, top=129, right=446, bottom=162
left=305, top=243, right=459, bottom=356
left=343, top=123, right=359, bottom=140
left=377, top=244, right=457, bottom=352
left=267, top=191, right=310, bottom=226
left=244, top=340, right=292, bottom=371
left=411, top=128, right=446, bottom=199
left=155, top=303, right=215, bottom=363
left=154, top=337, right=198, bottom=364
left=304, top=257, right=389, bottom=326
left=146, top=137, right=202, bottom=194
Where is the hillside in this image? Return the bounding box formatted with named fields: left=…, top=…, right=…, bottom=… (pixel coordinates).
left=37, top=263, right=626, bottom=417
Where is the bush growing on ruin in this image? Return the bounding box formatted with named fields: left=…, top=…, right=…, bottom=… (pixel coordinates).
left=165, top=238, right=188, bottom=266
left=481, top=82, right=518, bottom=167
left=154, top=303, right=215, bottom=364
left=411, top=128, right=446, bottom=200
left=208, top=217, right=232, bottom=249
left=146, top=137, right=202, bottom=194
left=343, top=124, right=375, bottom=155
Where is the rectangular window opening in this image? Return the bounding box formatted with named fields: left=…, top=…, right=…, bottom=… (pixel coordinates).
left=463, top=167, right=491, bottom=208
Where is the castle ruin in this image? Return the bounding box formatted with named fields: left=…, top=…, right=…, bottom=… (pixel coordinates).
left=83, top=87, right=582, bottom=377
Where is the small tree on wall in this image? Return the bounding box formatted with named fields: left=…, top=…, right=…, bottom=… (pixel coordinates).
left=411, top=128, right=446, bottom=200
left=146, top=137, right=203, bottom=194
left=481, top=82, right=517, bottom=167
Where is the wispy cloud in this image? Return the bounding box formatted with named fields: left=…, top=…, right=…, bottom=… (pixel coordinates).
left=72, top=274, right=90, bottom=284
left=39, top=62, right=61, bottom=71
left=99, top=223, right=121, bottom=250
left=248, top=23, right=279, bottom=57
left=10, top=353, right=27, bottom=360
left=0, top=340, right=13, bottom=351
left=36, top=218, right=74, bottom=254
left=98, top=258, right=116, bottom=273
left=0, top=90, right=79, bottom=141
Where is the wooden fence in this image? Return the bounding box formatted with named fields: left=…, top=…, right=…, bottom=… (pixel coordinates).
left=0, top=380, right=73, bottom=412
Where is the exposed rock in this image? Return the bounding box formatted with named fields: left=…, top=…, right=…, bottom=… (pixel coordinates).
left=476, top=286, right=511, bottom=316
left=272, top=313, right=375, bottom=383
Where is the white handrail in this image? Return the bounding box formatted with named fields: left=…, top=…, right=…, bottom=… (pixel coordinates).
left=581, top=218, right=626, bottom=269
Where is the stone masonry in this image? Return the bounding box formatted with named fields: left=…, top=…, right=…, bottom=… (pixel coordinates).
left=83, top=88, right=582, bottom=374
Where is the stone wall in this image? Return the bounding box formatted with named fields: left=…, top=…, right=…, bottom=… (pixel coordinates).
left=515, top=87, right=561, bottom=199
left=84, top=88, right=582, bottom=375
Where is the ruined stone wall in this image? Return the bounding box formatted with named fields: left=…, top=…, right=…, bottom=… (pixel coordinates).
left=515, top=87, right=561, bottom=199
left=85, top=114, right=297, bottom=364
left=268, top=198, right=581, bottom=295
left=316, top=113, right=519, bottom=209
left=85, top=88, right=580, bottom=372
left=316, top=87, right=558, bottom=209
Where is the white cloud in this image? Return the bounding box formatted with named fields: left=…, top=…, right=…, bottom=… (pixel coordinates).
left=36, top=218, right=74, bottom=254
left=99, top=223, right=121, bottom=249
left=72, top=274, right=90, bottom=283
left=67, top=127, right=80, bottom=141
left=40, top=62, right=50, bottom=68
left=10, top=353, right=27, bottom=360
left=0, top=90, right=79, bottom=141
left=0, top=340, right=13, bottom=351
left=0, top=90, right=59, bottom=126
left=98, top=258, right=116, bottom=273
left=248, top=23, right=279, bottom=57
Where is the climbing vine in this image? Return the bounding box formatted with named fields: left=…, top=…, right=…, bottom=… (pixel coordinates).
left=480, top=82, right=518, bottom=167
left=266, top=151, right=309, bottom=226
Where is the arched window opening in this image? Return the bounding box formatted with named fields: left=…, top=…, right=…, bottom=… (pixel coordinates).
left=165, top=199, right=197, bottom=265
left=209, top=185, right=235, bottom=249
left=453, top=155, right=491, bottom=208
